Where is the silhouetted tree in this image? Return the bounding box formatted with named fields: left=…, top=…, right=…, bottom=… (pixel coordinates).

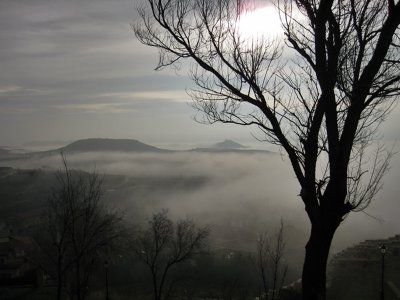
left=256, top=220, right=288, bottom=300
left=133, top=210, right=209, bottom=300
left=38, top=154, right=124, bottom=300
left=134, top=0, right=400, bottom=299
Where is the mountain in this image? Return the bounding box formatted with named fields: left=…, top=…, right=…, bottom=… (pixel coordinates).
left=0, top=139, right=275, bottom=161
left=191, top=139, right=273, bottom=154
left=57, top=138, right=169, bottom=154
left=211, top=139, right=246, bottom=150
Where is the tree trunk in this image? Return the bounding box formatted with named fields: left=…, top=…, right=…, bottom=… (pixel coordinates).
left=152, top=271, right=160, bottom=300
left=302, top=220, right=339, bottom=300
left=57, top=253, right=63, bottom=300
left=76, top=261, right=82, bottom=300
left=57, top=274, right=62, bottom=300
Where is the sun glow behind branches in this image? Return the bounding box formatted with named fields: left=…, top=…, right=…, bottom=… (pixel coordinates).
left=236, top=5, right=283, bottom=40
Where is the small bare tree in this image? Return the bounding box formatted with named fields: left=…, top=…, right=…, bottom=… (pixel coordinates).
left=133, top=210, right=209, bottom=300
left=38, top=154, right=124, bottom=300
left=256, top=221, right=288, bottom=300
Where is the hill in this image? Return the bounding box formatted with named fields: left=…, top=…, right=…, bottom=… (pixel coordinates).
left=57, top=138, right=169, bottom=154
left=192, top=139, right=274, bottom=154
left=328, top=235, right=400, bottom=299
left=212, top=139, right=246, bottom=150
left=1, top=139, right=275, bottom=158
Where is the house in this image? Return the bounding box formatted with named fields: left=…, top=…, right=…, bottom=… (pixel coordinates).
left=328, top=234, right=400, bottom=300
left=0, top=233, right=42, bottom=286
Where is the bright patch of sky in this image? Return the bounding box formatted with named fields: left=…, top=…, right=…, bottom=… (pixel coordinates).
left=236, top=5, right=283, bottom=39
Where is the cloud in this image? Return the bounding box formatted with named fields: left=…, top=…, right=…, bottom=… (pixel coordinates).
left=0, top=85, right=23, bottom=94
left=97, top=90, right=189, bottom=102
left=0, top=85, right=44, bottom=97
left=54, top=102, right=137, bottom=114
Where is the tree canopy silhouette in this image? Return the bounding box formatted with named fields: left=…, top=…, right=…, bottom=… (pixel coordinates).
left=133, top=210, right=209, bottom=300
left=133, top=0, right=400, bottom=299
left=38, top=154, right=125, bottom=300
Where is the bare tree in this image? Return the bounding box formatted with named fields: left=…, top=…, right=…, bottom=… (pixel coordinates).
left=256, top=220, right=288, bottom=300
left=134, top=0, right=399, bottom=299
left=133, top=210, right=209, bottom=300
left=38, top=154, right=124, bottom=300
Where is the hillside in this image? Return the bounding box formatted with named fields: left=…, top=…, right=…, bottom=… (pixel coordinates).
left=57, top=138, right=170, bottom=154
left=328, top=235, right=400, bottom=300
left=192, top=139, right=273, bottom=154
left=212, top=139, right=246, bottom=150
left=1, top=139, right=276, bottom=158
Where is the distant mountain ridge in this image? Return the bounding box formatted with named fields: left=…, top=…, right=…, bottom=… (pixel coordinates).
left=0, top=138, right=275, bottom=160
left=192, top=139, right=273, bottom=154
left=212, top=139, right=246, bottom=149
left=58, top=138, right=267, bottom=154
left=58, top=138, right=169, bottom=153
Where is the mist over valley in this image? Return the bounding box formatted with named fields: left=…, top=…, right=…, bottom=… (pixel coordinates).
left=1, top=138, right=398, bottom=257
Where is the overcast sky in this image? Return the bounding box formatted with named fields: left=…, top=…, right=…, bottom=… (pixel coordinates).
left=0, top=0, right=252, bottom=147
left=1, top=0, right=400, bottom=148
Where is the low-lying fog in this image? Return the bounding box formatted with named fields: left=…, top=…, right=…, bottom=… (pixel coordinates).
left=3, top=149, right=400, bottom=252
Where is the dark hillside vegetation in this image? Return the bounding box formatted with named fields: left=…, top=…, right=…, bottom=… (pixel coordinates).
left=0, top=167, right=210, bottom=232
left=0, top=168, right=56, bottom=231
